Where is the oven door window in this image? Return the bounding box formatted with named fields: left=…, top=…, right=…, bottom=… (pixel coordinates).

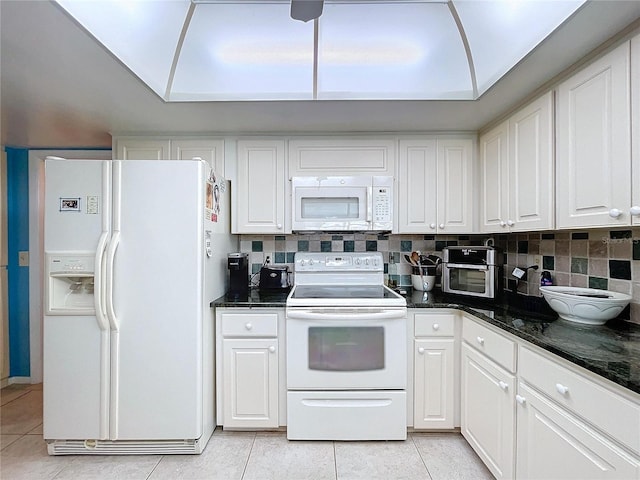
left=308, top=326, right=384, bottom=371
left=450, top=268, right=487, bottom=294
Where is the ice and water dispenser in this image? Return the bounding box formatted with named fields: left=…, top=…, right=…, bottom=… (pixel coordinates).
left=45, top=253, right=95, bottom=315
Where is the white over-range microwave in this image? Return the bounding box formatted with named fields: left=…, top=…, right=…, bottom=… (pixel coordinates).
left=291, top=176, right=393, bottom=232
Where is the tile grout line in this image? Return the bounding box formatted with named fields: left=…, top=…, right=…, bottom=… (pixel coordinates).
left=409, top=433, right=435, bottom=480
left=240, top=431, right=257, bottom=480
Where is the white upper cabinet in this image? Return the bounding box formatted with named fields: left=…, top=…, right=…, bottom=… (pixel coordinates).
left=479, top=120, right=509, bottom=232
left=556, top=41, right=631, bottom=228
left=233, top=139, right=287, bottom=234
left=480, top=92, right=554, bottom=233
left=397, top=139, right=438, bottom=233
left=114, top=138, right=171, bottom=160
left=397, top=137, right=474, bottom=234
left=288, top=138, right=396, bottom=176
left=437, top=138, right=474, bottom=234
left=171, top=139, right=225, bottom=176
left=632, top=34, right=640, bottom=225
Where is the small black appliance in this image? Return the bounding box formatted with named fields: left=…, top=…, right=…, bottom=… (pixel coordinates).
left=259, top=265, right=290, bottom=291
left=227, top=253, right=249, bottom=297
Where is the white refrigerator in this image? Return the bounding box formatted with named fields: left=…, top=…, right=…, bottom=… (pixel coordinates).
left=43, top=157, right=236, bottom=455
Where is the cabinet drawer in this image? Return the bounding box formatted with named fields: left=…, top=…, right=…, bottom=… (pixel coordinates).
left=414, top=313, right=455, bottom=337
left=462, top=316, right=516, bottom=373
left=220, top=313, right=278, bottom=337
left=520, top=345, right=640, bottom=455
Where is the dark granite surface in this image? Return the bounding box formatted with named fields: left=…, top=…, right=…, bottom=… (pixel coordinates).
left=212, top=288, right=640, bottom=396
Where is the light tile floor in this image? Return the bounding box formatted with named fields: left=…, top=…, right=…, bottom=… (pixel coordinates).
left=1, top=384, right=494, bottom=480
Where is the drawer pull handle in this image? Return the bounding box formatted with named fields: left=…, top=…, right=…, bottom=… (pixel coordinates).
left=418, top=347, right=425, bottom=354
left=555, top=383, right=570, bottom=395
left=498, top=381, right=509, bottom=391
left=269, top=346, right=276, bottom=353
left=476, top=336, right=485, bottom=345
left=432, top=323, right=440, bottom=331
left=245, top=323, right=252, bottom=330
left=516, top=395, right=526, bottom=405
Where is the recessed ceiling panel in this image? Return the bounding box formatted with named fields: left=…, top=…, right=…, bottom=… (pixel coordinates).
left=56, top=0, right=191, bottom=98
left=455, top=0, right=586, bottom=96
left=317, top=2, right=472, bottom=100
left=171, top=3, right=315, bottom=100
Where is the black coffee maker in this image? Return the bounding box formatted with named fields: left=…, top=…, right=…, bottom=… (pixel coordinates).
left=227, top=253, right=249, bottom=297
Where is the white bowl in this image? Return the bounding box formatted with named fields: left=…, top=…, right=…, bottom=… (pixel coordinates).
left=539, top=286, right=631, bottom=325
left=412, top=275, right=436, bottom=292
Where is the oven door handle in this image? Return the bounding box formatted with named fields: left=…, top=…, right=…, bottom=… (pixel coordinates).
left=286, top=309, right=406, bottom=321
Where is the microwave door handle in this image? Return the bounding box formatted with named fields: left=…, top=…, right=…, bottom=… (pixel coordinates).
left=366, top=187, right=372, bottom=223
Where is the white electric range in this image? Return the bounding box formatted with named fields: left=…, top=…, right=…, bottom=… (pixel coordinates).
left=285, top=252, right=408, bottom=441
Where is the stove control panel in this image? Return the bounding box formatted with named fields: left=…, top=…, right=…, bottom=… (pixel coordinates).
left=295, top=252, right=383, bottom=272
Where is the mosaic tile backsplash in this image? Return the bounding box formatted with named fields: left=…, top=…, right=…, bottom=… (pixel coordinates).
left=239, top=228, right=640, bottom=324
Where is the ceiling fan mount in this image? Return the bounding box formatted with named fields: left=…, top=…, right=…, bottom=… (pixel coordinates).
left=290, top=0, right=324, bottom=22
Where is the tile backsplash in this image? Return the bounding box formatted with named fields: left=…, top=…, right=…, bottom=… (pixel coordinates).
left=239, top=228, right=640, bottom=324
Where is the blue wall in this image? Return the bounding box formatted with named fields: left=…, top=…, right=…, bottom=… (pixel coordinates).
left=6, top=147, right=30, bottom=377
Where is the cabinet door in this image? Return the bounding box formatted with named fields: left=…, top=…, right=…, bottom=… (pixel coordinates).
left=222, top=338, right=278, bottom=429
left=509, top=91, right=554, bottom=232
left=414, top=338, right=454, bottom=429
left=556, top=42, right=631, bottom=228
left=516, top=382, right=640, bottom=480
left=397, top=139, right=438, bottom=233
left=461, top=343, right=515, bottom=480
left=632, top=35, right=640, bottom=225
left=114, top=139, right=171, bottom=160
left=437, top=138, right=474, bottom=233
left=172, top=139, right=225, bottom=176
left=479, top=122, right=509, bottom=233
left=234, top=140, right=286, bottom=234
left=288, top=138, right=395, bottom=176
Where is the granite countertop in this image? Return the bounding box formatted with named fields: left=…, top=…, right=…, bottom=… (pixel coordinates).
left=212, top=288, right=640, bottom=396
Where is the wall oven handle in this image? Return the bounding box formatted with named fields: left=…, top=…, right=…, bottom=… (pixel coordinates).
left=286, top=309, right=406, bottom=321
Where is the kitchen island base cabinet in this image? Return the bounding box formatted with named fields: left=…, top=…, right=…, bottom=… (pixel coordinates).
left=461, top=343, right=516, bottom=480
left=516, top=382, right=640, bottom=479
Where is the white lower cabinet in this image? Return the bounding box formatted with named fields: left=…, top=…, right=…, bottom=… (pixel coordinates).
left=413, top=311, right=458, bottom=429
left=222, top=338, right=279, bottom=429
left=516, top=382, right=640, bottom=480
left=461, top=342, right=516, bottom=480
left=216, top=309, right=283, bottom=429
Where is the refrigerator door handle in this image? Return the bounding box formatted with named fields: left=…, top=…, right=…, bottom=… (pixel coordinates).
left=105, top=231, right=121, bottom=332
left=94, top=231, right=110, bottom=331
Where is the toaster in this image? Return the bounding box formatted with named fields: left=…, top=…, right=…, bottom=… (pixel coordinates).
left=259, top=266, right=290, bottom=291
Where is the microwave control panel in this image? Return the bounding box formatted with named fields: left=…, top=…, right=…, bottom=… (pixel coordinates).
left=373, top=186, right=391, bottom=222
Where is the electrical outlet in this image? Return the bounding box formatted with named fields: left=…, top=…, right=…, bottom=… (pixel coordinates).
left=18, top=251, right=29, bottom=267
left=532, top=255, right=542, bottom=269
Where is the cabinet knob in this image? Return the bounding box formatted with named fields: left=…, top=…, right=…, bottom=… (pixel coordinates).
left=432, top=323, right=440, bottom=331
left=609, top=208, right=622, bottom=218
left=555, top=383, right=570, bottom=395
left=439, top=224, right=445, bottom=229
left=631, top=206, right=640, bottom=216
left=507, top=220, right=515, bottom=227
left=245, top=323, right=252, bottom=330
left=429, top=223, right=436, bottom=229
left=498, top=381, right=509, bottom=391
left=499, top=221, right=506, bottom=227
left=515, top=395, right=526, bottom=405
left=276, top=223, right=283, bottom=229
left=476, top=336, right=485, bottom=345
left=418, top=347, right=425, bottom=354
left=269, top=346, right=276, bottom=353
